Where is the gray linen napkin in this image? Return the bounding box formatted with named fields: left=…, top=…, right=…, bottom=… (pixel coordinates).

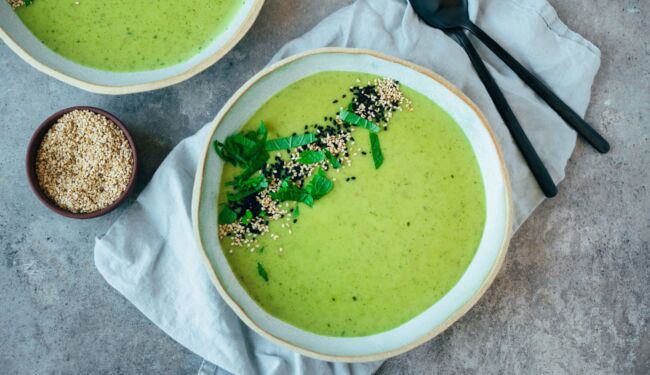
left=95, top=0, right=601, bottom=373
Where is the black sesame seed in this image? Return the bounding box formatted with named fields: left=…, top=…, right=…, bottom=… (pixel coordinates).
left=332, top=99, right=338, bottom=104
left=293, top=219, right=298, bottom=224
left=361, top=151, right=367, bottom=155
left=351, top=176, right=356, bottom=180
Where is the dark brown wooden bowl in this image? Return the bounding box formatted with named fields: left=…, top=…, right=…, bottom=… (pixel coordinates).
left=25, top=106, right=138, bottom=219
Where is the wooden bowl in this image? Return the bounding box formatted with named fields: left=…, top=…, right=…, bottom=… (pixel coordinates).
left=26, top=106, right=138, bottom=219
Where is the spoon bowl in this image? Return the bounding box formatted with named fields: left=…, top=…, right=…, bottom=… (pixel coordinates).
left=408, top=0, right=610, bottom=154
left=409, top=0, right=469, bottom=30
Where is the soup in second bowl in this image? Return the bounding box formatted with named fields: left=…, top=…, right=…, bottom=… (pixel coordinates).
left=14, top=0, right=245, bottom=71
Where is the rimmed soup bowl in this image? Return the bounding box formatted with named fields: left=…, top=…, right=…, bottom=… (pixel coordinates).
left=192, top=48, right=512, bottom=362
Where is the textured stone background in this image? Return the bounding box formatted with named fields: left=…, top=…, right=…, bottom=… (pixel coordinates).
left=0, top=0, right=648, bottom=374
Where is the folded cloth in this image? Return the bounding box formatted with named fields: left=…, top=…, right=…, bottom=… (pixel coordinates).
left=95, top=0, right=601, bottom=374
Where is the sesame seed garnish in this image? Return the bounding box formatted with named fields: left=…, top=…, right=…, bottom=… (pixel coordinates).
left=218, top=76, right=410, bottom=253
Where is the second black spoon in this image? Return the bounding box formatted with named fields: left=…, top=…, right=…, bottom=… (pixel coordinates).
left=409, top=0, right=610, bottom=154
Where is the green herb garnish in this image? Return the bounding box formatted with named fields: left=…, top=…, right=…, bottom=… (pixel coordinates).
left=271, top=184, right=314, bottom=207
left=257, top=262, right=269, bottom=282
left=292, top=205, right=300, bottom=219
left=324, top=150, right=341, bottom=169
left=227, top=175, right=267, bottom=201
left=298, top=150, right=325, bottom=164
left=235, top=150, right=270, bottom=184
left=214, top=121, right=268, bottom=167
left=339, top=109, right=380, bottom=133
left=369, top=132, right=384, bottom=169
left=230, top=173, right=268, bottom=190
left=241, top=210, right=253, bottom=225
left=265, top=133, right=317, bottom=151
left=305, top=168, right=333, bottom=200
left=218, top=205, right=237, bottom=225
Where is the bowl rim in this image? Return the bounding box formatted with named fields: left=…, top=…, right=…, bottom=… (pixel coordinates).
left=25, top=106, right=139, bottom=219
left=0, top=0, right=265, bottom=95
left=191, top=47, right=513, bottom=362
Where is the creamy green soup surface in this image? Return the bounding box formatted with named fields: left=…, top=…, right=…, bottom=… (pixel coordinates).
left=217, top=71, right=486, bottom=337
left=16, top=0, right=244, bottom=71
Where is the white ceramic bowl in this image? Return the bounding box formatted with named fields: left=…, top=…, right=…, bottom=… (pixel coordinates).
left=192, top=48, right=512, bottom=362
left=0, top=0, right=264, bottom=94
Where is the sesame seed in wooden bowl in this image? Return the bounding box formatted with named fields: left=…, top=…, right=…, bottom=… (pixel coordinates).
left=26, top=107, right=138, bottom=219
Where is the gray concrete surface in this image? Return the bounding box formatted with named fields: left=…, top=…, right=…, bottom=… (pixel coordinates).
left=0, top=0, right=648, bottom=373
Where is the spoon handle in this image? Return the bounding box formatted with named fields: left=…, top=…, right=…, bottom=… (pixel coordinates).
left=466, top=22, right=610, bottom=154
left=448, top=29, right=558, bottom=198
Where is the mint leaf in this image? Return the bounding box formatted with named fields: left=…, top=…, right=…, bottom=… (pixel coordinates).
left=305, top=168, right=333, bottom=200
left=298, top=150, right=325, bottom=164
left=218, top=205, right=237, bottom=225
left=339, top=109, right=380, bottom=133
left=324, top=150, right=341, bottom=169
left=271, top=184, right=314, bottom=207
left=214, top=121, right=268, bottom=167
left=257, top=262, right=269, bottom=282
left=369, top=132, right=384, bottom=169
left=303, top=194, right=314, bottom=207
left=231, top=134, right=256, bottom=149
left=236, top=150, right=270, bottom=183
left=265, top=133, right=316, bottom=151
left=241, top=210, right=253, bottom=225
left=257, top=121, right=268, bottom=139
left=227, top=175, right=267, bottom=201
left=233, top=173, right=268, bottom=190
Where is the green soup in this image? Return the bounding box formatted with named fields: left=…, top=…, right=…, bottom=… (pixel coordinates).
left=218, top=71, right=486, bottom=337
left=16, top=0, right=244, bottom=71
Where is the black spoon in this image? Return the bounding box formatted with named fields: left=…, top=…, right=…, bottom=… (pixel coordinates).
left=409, top=0, right=610, bottom=154
left=410, top=0, right=558, bottom=197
